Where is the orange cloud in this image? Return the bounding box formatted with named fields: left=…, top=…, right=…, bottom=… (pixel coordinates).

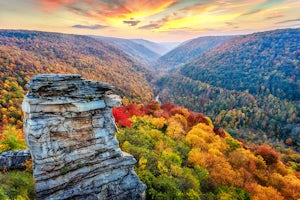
left=35, top=0, right=179, bottom=30
left=36, top=0, right=177, bottom=18
left=125, top=0, right=177, bottom=17
left=37, top=0, right=75, bottom=10
left=33, top=0, right=300, bottom=37
left=138, top=0, right=248, bottom=31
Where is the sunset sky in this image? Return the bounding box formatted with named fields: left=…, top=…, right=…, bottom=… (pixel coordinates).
left=0, top=0, right=299, bottom=42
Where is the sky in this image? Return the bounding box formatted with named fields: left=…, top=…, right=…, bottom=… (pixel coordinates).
left=0, top=0, right=299, bottom=42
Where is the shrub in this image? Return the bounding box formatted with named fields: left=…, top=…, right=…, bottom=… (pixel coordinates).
left=226, top=138, right=242, bottom=152
left=255, top=145, right=279, bottom=165
left=0, top=125, right=26, bottom=153
left=0, top=171, right=35, bottom=199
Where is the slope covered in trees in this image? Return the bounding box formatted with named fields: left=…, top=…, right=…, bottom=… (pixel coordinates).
left=0, top=29, right=155, bottom=124
left=113, top=102, right=300, bottom=200
left=156, top=73, right=299, bottom=150
left=0, top=30, right=155, bottom=100
left=181, top=29, right=300, bottom=101
left=156, top=28, right=300, bottom=150
left=154, top=36, right=234, bottom=72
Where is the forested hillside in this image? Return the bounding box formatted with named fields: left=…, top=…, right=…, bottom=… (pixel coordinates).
left=181, top=29, right=300, bottom=100
left=113, top=102, right=300, bottom=200
left=154, top=36, right=234, bottom=72
left=0, top=30, right=154, bottom=131
left=0, top=30, right=154, bottom=99
left=157, top=29, right=300, bottom=150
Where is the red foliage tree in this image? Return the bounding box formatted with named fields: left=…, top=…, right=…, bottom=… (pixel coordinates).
left=124, top=104, right=144, bottom=117
left=112, top=107, right=132, bottom=127
left=188, top=112, right=209, bottom=127
left=213, top=127, right=226, bottom=138
left=142, top=100, right=161, bottom=115
left=255, top=145, right=279, bottom=165
left=161, top=103, right=176, bottom=113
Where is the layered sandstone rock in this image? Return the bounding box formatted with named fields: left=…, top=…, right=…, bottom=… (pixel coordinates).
left=22, top=74, right=146, bottom=200
left=0, top=150, right=31, bottom=171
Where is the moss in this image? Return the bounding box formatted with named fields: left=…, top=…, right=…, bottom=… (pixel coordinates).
left=76, top=164, right=84, bottom=169
left=60, top=166, right=69, bottom=175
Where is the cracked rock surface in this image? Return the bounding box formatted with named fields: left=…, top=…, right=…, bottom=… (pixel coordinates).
left=22, top=74, right=146, bottom=200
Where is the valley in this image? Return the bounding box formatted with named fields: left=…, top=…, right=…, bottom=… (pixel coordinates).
left=0, top=28, right=299, bottom=150
left=0, top=28, right=299, bottom=199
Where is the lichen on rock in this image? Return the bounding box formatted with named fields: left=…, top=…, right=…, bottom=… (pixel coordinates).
left=22, top=74, right=146, bottom=200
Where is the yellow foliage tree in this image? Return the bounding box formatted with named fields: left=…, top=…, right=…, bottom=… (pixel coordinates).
left=0, top=125, right=26, bottom=153
left=247, top=183, right=284, bottom=200
left=166, top=119, right=185, bottom=140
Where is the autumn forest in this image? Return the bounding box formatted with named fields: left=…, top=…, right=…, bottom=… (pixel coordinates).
left=0, top=28, right=299, bottom=199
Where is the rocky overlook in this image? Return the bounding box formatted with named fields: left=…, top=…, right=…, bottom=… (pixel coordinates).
left=22, top=74, right=146, bottom=200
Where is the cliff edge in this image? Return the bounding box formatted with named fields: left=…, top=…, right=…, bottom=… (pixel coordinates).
left=22, top=74, right=146, bottom=200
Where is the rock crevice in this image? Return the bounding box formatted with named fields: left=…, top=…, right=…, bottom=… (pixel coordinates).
left=22, top=74, right=146, bottom=200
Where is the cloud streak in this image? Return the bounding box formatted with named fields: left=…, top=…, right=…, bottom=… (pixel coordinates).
left=138, top=12, right=182, bottom=30
left=276, top=18, right=300, bottom=24
left=123, top=19, right=141, bottom=26
left=242, top=9, right=262, bottom=16
left=72, top=24, right=107, bottom=29
left=265, top=13, right=284, bottom=20
left=139, top=23, right=162, bottom=30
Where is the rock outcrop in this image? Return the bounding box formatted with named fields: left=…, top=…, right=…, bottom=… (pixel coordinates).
left=22, top=74, right=146, bottom=200
left=0, top=150, right=31, bottom=171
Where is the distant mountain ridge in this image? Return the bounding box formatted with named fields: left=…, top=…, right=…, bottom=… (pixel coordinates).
left=91, top=35, right=174, bottom=65
left=130, top=38, right=172, bottom=55
left=154, top=35, right=235, bottom=72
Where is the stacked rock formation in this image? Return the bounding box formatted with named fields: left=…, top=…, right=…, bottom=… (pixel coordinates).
left=22, top=74, right=146, bottom=200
